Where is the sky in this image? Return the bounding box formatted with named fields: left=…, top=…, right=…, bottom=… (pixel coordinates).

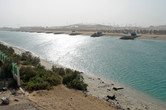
left=0, top=0, right=166, bottom=27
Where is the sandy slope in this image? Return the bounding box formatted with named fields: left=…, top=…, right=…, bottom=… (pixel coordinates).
left=29, top=85, right=116, bottom=110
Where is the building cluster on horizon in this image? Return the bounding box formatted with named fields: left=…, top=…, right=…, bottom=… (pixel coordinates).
left=1, top=24, right=166, bottom=35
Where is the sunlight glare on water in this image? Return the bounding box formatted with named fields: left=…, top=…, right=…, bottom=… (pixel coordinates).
left=0, top=31, right=166, bottom=102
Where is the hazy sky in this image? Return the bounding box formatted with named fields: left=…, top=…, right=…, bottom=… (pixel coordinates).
left=0, top=0, right=166, bottom=27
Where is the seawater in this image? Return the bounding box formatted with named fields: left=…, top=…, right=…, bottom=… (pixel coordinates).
left=0, top=31, right=166, bottom=103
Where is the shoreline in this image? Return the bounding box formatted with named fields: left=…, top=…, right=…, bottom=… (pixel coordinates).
left=6, top=29, right=166, bottom=41
left=0, top=40, right=166, bottom=109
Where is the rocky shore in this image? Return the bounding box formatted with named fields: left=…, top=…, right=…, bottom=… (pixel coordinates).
left=82, top=74, right=166, bottom=110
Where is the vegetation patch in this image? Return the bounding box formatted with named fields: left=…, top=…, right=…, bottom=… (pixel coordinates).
left=52, top=66, right=87, bottom=91
left=20, top=66, right=61, bottom=91
left=0, top=43, right=87, bottom=92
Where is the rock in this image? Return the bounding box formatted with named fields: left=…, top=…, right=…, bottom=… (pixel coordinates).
left=113, top=87, right=124, bottom=91
left=14, top=99, right=19, bottom=102
left=107, top=95, right=116, bottom=100
left=2, top=87, right=7, bottom=91
left=1, top=97, right=10, bottom=105
left=106, top=99, right=109, bottom=102
left=107, top=89, right=111, bottom=91
left=97, top=78, right=100, bottom=80
left=145, top=106, right=148, bottom=109
left=11, top=91, right=16, bottom=95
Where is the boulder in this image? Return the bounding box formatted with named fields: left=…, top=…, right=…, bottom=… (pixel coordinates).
left=2, top=87, right=7, bottom=91
left=113, top=87, right=124, bottom=91
left=107, top=95, right=116, bottom=100
left=1, top=97, right=10, bottom=105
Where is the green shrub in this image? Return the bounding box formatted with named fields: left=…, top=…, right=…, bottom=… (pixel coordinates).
left=21, top=51, right=40, bottom=66
left=67, top=79, right=87, bottom=91
left=21, top=52, right=32, bottom=61
left=36, top=64, right=45, bottom=70
left=63, top=72, right=77, bottom=84
left=52, top=65, right=65, bottom=76
left=44, top=72, right=61, bottom=86
left=66, top=68, right=73, bottom=74
left=0, top=44, right=14, bottom=56
left=10, top=54, right=21, bottom=64
left=20, top=66, right=61, bottom=91
left=63, top=70, right=87, bottom=91
left=25, top=76, right=51, bottom=91
left=20, top=67, right=37, bottom=82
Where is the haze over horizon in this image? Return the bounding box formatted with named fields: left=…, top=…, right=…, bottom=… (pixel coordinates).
left=1, top=0, right=166, bottom=28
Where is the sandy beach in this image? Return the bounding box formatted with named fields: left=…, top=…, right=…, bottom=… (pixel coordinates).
left=0, top=37, right=166, bottom=110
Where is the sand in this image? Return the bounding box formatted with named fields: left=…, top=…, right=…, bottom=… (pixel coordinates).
left=137, top=34, right=166, bottom=41
left=29, top=85, right=116, bottom=110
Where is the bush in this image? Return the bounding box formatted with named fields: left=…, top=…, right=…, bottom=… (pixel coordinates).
left=67, top=79, right=87, bottom=91
left=20, top=67, right=37, bottom=82
left=63, top=72, right=77, bottom=84
left=52, top=65, right=65, bottom=76
left=63, top=70, right=87, bottom=91
left=25, top=77, right=51, bottom=91
left=66, top=68, right=73, bottom=74
left=21, top=51, right=40, bottom=66
left=20, top=66, right=61, bottom=91
left=44, top=72, right=61, bottom=86
left=10, top=54, right=21, bottom=64
left=0, top=44, right=14, bottom=56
